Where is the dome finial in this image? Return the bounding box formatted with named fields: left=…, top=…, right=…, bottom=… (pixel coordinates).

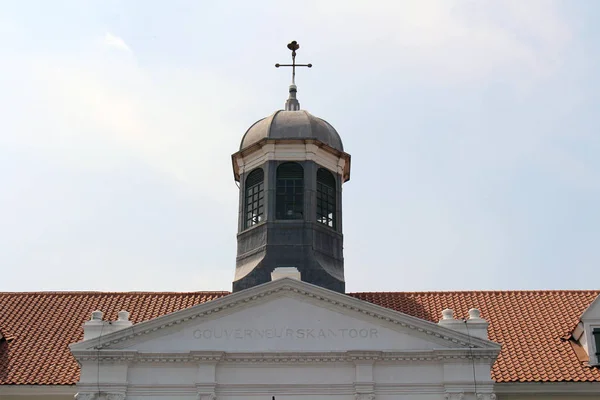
left=285, top=84, right=300, bottom=111
left=275, top=40, right=312, bottom=111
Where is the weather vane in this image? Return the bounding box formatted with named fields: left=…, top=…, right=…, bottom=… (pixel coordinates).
left=275, top=41, right=312, bottom=85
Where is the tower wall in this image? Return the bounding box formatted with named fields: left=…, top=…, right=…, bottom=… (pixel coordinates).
left=233, top=139, right=350, bottom=293
left=233, top=221, right=345, bottom=293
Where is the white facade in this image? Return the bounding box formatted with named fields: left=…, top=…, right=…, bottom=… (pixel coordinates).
left=68, top=278, right=501, bottom=400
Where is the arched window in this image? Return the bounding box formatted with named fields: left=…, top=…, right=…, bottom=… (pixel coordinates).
left=316, top=168, right=336, bottom=228
left=244, top=168, right=264, bottom=228
left=276, top=162, right=304, bottom=220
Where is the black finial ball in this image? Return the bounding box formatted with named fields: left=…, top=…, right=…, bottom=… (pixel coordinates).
left=287, top=41, right=300, bottom=51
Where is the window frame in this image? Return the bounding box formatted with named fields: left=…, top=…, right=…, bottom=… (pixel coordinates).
left=244, top=168, right=265, bottom=229
left=275, top=162, right=304, bottom=220
left=593, top=328, right=600, bottom=360
left=316, top=167, right=337, bottom=229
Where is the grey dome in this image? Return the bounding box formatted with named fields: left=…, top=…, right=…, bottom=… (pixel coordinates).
left=240, top=110, right=344, bottom=152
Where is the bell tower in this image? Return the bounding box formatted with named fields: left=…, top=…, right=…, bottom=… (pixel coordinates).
left=231, top=41, right=351, bottom=293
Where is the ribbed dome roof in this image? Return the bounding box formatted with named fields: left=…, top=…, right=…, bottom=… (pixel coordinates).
left=240, top=110, right=344, bottom=152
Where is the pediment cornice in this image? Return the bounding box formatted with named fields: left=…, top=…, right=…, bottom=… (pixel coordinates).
left=70, top=279, right=500, bottom=352
left=71, top=349, right=500, bottom=364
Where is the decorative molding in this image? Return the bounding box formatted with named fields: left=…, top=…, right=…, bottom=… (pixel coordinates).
left=355, top=394, right=375, bottom=400
left=75, top=394, right=96, bottom=400
left=444, top=393, right=464, bottom=400
left=373, top=383, right=444, bottom=394
left=232, top=138, right=351, bottom=182
left=197, top=393, right=216, bottom=400
left=106, top=394, right=126, bottom=400
left=71, top=349, right=499, bottom=364
left=71, top=279, right=499, bottom=353
left=95, top=383, right=445, bottom=396
left=239, top=142, right=346, bottom=178
left=197, top=383, right=354, bottom=396
left=72, top=351, right=226, bottom=363
left=74, top=393, right=125, bottom=400
left=73, top=350, right=137, bottom=363
left=477, top=394, right=496, bottom=400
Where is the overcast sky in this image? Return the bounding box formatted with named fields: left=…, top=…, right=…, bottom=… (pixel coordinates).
left=1, top=1, right=598, bottom=293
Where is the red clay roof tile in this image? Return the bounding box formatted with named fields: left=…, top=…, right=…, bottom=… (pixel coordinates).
left=0, top=290, right=598, bottom=385
left=351, top=291, right=600, bottom=383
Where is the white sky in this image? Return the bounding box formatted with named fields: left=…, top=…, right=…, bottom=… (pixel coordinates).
left=1, top=1, right=599, bottom=292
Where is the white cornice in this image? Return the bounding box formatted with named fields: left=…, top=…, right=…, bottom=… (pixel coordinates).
left=231, top=139, right=351, bottom=182
left=7, top=382, right=600, bottom=397
left=213, top=383, right=443, bottom=395
left=115, top=383, right=446, bottom=396
left=72, top=348, right=498, bottom=364
left=221, top=349, right=499, bottom=364
left=70, top=278, right=500, bottom=353
left=495, top=381, right=600, bottom=394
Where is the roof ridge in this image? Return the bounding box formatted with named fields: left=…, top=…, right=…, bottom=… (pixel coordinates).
left=266, top=109, right=282, bottom=141
left=1, top=290, right=598, bottom=295
left=351, top=289, right=600, bottom=294
left=0, top=291, right=230, bottom=295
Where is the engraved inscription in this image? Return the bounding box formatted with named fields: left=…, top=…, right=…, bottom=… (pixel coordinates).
left=193, top=327, right=379, bottom=340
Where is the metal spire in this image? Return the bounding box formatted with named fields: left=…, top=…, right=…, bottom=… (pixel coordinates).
left=275, top=41, right=312, bottom=111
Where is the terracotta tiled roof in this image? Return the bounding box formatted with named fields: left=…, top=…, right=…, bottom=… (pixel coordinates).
left=0, top=290, right=598, bottom=385
left=352, top=291, right=600, bottom=383
left=0, top=292, right=227, bottom=385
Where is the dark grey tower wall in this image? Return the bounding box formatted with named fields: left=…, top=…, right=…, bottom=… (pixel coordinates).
left=231, top=102, right=350, bottom=293
left=233, top=159, right=345, bottom=293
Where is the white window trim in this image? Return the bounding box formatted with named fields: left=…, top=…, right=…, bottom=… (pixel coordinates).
left=581, top=321, right=600, bottom=365
left=589, top=324, right=600, bottom=365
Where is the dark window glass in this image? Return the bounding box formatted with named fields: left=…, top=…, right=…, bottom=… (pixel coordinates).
left=276, top=162, right=304, bottom=220
left=316, top=168, right=336, bottom=228
left=594, top=328, right=600, bottom=357
left=244, top=168, right=264, bottom=228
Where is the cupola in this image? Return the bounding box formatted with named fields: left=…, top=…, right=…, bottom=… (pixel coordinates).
left=230, top=41, right=351, bottom=293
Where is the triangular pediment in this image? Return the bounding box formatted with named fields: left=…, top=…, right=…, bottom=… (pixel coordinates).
left=581, top=294, right=600, bottom=321
left=70, top=279, right=499, bottom=355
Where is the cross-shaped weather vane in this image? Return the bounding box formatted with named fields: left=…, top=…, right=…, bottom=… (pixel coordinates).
left=275, top=41, right=312, bottom=85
